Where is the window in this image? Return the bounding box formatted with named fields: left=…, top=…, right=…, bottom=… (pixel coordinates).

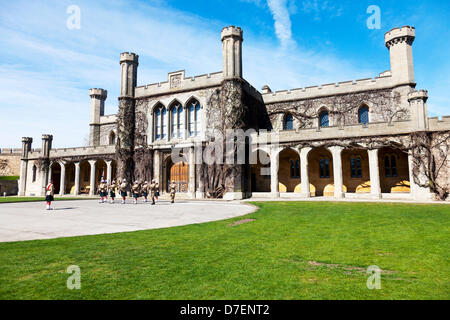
left=319, top=158, right=330, bottom=178
left=161, top=108, right=167, bottom=139
left=109, top=131, right=116, bottom=145
left=359, top=106, right=369, bottom=125
left=290, top=159, right=300, bottom=179
left=188, top=100, right=201, bottom=137
left=171, top=107, right=178, bottom=138
left=319, top=110, right=329, bottom=128
left=155, top=108, right=161, bottom=140
left=284, top=114, right=294, bottom=131
left=350, top=156, right=362, bottom=178
left=178, top=106, right=184, bottom=138
left=385, top=155, right=398, bottom=177
left=32, top=165, right=37, bottom=182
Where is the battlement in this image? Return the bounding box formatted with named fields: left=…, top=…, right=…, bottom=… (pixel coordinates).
left=42, top=134, right=53, bottom=140
left=408, top=90, right=428, bottom=102
left=100, top=114, right=117, bottom=124
left=262, top=74, right=393, bottom=104
left=120, top=52, right=139, bottom=64
left=428, top=116, right=450, bottom=131
left=89, top=88, right=107, bottom=98
left=0, top=148, right=22, bottom=155
left=385, top=26, right=415, bottom=48
left=221, top=26, right=243, bottom=40
left=135, top=70, right=223, bottom=98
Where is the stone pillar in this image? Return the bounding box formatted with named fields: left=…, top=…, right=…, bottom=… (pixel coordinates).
left=300, top=147, right=312, bottom=198
left=106, top=160, right=112, bottom=184
left=19, top=137, right=33, bottom=196
left=368, top=149, right=381, bottom=199
left=89, top=88, right=107, bottom=147
left=270, top=147, right=280, bottom=197
left=408, top=154, right=431, bottom=201
left=330, top=146, right=344, bottom=198
left=40, top=134, right=53, bottom=196
left=89, top=160, right=97, bottom=196
left=59, top=161, right=66, bottom=196
left=74, top=162, right=80, bottom=196
left=153, top=150, right=160, bottom=183
left=188, top=146, right=195, bottom=198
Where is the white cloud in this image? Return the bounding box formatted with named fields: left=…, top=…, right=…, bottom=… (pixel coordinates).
left=267, top=0, right=294, bottom=48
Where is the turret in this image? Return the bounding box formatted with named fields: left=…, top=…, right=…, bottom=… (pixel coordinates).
left=18, top=137, right=33, bottom=196
left=408, top=90, right=429, bottom=130
left=385, top=26, right=415, bottom=86
left=89, top=88, right=107, bottom=146
left=221, top=26, right=243, bottom=79
left=120, top=52, right=139, bottom=97
left=21, top=137, right=33, bottom=159
left=41, top=134, right=53, bottom=158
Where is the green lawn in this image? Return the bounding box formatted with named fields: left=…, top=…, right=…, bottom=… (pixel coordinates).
left=0, top=197, right=93, bottom=203
left=0, top=202, right=448, bottom=300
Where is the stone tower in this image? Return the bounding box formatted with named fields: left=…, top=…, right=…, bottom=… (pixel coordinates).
left=89, top=88, right=107, bottom=147
left=40, top=134, right=53, bottom=195
left=116, top=52, right=139, bottom=182
left=385, top=26, right=415, bottom=86
left=221, top=26, right=243, bottom=79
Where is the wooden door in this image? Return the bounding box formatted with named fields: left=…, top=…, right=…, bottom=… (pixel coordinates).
left=169, top=162, right=189, bottom=192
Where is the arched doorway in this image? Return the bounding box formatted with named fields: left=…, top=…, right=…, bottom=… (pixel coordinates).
left=308, top=147, right=333, bottom=196
left=250, top=149, right=271, bottom=193
left=342, top=148, right=370, bottom=194
left=66, top=162, right=75, bottom=194
left=278, top=148, right=300, bottom=193
left=378, top=147, right=410, bottom=193
left=95, top=160, right=107, bottom=189
left=165, top=156, right=189, bottom=193
left=50, top=162, right=61, bottom=195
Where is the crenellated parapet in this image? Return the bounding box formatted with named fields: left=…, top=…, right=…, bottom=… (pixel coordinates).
left=385, top=26, right=415, bottom=48
left=120, top=52, right=139, bottom=65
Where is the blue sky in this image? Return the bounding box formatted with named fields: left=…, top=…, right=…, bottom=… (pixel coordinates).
left=0, top=0, right=449, bottom=148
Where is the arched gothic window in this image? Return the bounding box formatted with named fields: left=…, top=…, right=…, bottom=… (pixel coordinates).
left=170, top=102, right=185, bottom=139
left=161, top=107, right=167, bottom=139
left=283, top=114, right=294, bottom=131
left=319, top=110, right=329, bottom=128
left=109, top=131, right=116, bottom=145
left=155, top=108, right=161, bottom=140
left=154, top=104, right=168, bottom=141
left=188, top=100, right=201, bottom=137
left=358, top=105, right=369, bottom=125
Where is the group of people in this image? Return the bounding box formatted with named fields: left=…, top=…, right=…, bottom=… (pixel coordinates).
left=44, top=179, right=178, bottom=210
left=97, top=179, right=178, bottom=204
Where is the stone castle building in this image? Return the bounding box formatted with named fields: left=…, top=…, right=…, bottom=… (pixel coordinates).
left=18, top=26, right=450, bottom=201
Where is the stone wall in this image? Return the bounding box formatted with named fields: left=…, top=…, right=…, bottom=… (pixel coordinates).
left=0, top=154, right=21, bottom=176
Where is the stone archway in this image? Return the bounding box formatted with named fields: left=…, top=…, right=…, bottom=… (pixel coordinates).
left=378, top=147, right=410, bottom=193
left=342, top=148, right=370, bottom=194
left=308, top=147, right=333, bottom=196
left=50, top=162, right=61, bottom=195
left=250, top=149, right=271, bottom=193
left=165, top=155, right=189, bottom=193
left=278, top=148, right=300, bottom=193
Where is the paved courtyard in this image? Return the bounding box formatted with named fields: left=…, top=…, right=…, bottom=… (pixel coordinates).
left=0, top=200, right=256, bottom=243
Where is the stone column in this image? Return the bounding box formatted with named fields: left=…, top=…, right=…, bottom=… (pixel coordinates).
left=89, top=160, right=97, bottom=196
left=330, top=146, right=344, bottom=198
left=300, top=147, right=312, bottom=198
left=153, top=150, right=160, bottom=184
left=59, top=161, right=66, bottom=196
left=188, top=146, right=195, bottom=198
left=270, top=147, right=280, bottom=197
left=368, top=149, right=381, bottom=199
left=106, top=160, right=112, bottom=184
left=74, top=162, right=80, bottom=196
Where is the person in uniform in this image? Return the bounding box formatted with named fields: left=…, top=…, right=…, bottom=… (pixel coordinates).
left=98, top=180, right=107, bottom=203
left=45, top=179, right=55, bottom=210
left=169, top=180, right=177, bottom=204
left=149, top=179, right=156, bottom=205
left=132, top=180, right=140, bottom=204
left=119, top=179, right=128, bottom=204
left=109, top=180, right=117, bottom=204
left=154, top=181, right=160, bottom=204
left=141, top=181, right=149, bottom=203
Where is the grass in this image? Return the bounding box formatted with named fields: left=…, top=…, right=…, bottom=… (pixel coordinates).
left=0, top=176, right=19, bottom=181
left=0, top=201, right=448, bottom=300
left=0, top=197, right=94, bottom=203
